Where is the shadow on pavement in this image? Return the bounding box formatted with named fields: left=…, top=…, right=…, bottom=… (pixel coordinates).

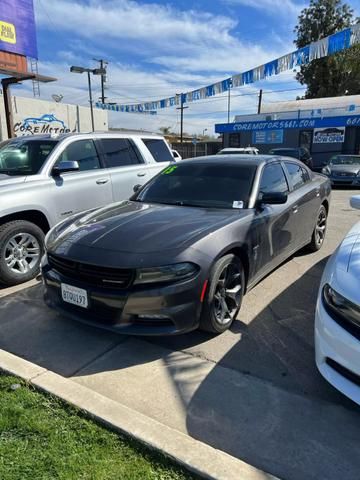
left=0, top=257, right=359, bottom=480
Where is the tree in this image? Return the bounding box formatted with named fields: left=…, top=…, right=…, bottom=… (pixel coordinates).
left=159, top=126, right=172, bottom=135
left=294, top=0, right=360, bottom=98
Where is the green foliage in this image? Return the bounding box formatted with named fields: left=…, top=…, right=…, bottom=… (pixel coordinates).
left=0, top=374, right=194, bottom=480
left=294, top=0, right=360, bottom=98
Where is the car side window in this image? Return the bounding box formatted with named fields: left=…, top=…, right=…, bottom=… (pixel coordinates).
left=142, top=139, right=174, bottom=163
left=58, top=140, right=101, bottom=172
left=101, top=139, right=142, bottom=168
left=260, top=163, right=289, bottom=194
left=285, top=162, right=308, bottom=190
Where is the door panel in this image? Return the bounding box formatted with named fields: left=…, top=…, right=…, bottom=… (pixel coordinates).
left=100, top=138, right=150, bottom=202
left=253, top=163, right=295, bottom=280
left=52, top=139, right=112, bottom=223
left=284, top=162, right=321, bottom=245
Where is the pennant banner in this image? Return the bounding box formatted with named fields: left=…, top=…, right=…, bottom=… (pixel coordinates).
left=96, top=24, right=360, bottom=113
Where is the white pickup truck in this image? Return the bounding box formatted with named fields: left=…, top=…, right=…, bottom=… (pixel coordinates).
left=0, top=132, right=174, bottom=286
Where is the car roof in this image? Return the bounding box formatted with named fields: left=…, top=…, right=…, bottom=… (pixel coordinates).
left=269, top=147, right=299, bottom=151
left=180, top=154, right=288, bottom=167
left=332, top=154, right=360, bottom=157
left=4, top=132, right=165, bottom=142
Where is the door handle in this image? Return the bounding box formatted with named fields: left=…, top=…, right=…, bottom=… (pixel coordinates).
left=96, top=178, right=109, bottom=185
left=292, top=205, right=298, bottom=214
left=137, top=172, right=146, bottom=177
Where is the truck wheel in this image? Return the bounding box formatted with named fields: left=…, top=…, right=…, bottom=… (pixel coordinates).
left=0, top=220, right=45, bottom=287
left=199, top=254, right=245, bottom=334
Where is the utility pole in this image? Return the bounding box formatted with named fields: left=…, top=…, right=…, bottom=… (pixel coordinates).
left=87, top=71, right=95, bottom=132
left=257, top=89, right=263, bottom=114
left=176, top=94, right=189, bottom=145
left=93, top=58, right=108, bottom=103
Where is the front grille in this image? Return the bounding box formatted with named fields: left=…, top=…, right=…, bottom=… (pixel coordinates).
left=336, top=172, right=355, bottom=177
left=326, top=358, right=360, bottom=388
left=47, top=253, right=134, bottom=289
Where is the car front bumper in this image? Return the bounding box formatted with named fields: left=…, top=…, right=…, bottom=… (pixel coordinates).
left=315, top=295, right=360, bottom=406
left=42, top=257, right=205, bottom=336
left=329, top=176, right=360, bottom=186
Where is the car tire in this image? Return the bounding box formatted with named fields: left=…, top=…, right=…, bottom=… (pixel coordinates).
left=307, top=205, right=327, bottom=252
left=0, top=220, right=45, bottom=287
left=200, top=254, right=245, bottom=334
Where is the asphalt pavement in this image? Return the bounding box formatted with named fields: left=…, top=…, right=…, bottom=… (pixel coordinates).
left=0, top=189, right=359, bottom=480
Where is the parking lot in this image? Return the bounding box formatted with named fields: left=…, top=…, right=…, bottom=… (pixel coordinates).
left=0, top=188, right=359, bottom=480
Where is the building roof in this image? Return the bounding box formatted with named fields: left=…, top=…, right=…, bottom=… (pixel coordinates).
left=261, top=94, right=360, bottom=114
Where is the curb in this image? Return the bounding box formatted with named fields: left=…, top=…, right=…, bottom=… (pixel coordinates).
left=0, top=348, right=279, bottom=480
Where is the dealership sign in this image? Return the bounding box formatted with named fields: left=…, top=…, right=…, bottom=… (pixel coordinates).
left=313, top=127, right=345, bottom=143
left=14, top=114, right=72, bottom=136
left=215, top=115, right=360, bottom=134
left=0, top=0, right=38, bottom=58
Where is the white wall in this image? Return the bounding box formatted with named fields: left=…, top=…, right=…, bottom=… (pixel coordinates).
left=0, top=94, right=108, bottom=141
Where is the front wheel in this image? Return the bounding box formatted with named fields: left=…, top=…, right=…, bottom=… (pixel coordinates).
left=0, top=220, right=44, bottom=286
left=307, top=205, right=327, bottom=252
left=200, top=254, right=245, bottom=334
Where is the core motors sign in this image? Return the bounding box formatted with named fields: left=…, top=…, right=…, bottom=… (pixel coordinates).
left=313, top=127, right=345, bottom=144
left=14, top=114, right=72, bottom=136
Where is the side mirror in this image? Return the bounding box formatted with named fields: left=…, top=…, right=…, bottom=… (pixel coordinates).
left=260, top=192, right=288, bottom=205
left=52, top=160, right=79, bottom=176
left=350, top=196, right=360, bottom=210
left=133, top=184, right=142, bottom=193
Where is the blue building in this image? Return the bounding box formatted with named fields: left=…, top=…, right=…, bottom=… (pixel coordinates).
left=215, top=95, right=360, bottom=170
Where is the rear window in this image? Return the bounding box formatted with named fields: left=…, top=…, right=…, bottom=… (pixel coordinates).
left=142, top=138, right=174, bottom=163
left=270, top=149, right=299, bottom=159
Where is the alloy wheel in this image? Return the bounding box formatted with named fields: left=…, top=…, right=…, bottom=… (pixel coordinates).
left=213, top=263, right=242, bottom=325
left=4, top=233, right=41, bottom=275
left=315, top=209, right=327, bottom=246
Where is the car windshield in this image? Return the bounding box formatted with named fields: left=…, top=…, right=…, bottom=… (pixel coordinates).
left=134, top=163, right=257, bottom=209
left=219, top=150, right=250, bottom=155
left=330, top=155, right=360, bottom=165
left=269, top=149, right=298, bottom=158
left=0, top=138, right=58, bottom=176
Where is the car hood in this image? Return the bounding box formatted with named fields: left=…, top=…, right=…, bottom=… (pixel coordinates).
left=51, top=200, right=249, bottom=255
left=329, top=164, right=360, bottom=174
left=0, top=174, right=26, bottom=186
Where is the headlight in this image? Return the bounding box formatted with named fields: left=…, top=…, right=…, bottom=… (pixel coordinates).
left=323, top=284, right=360, bottom=328
left=134, top=262, right=199, bottom=284
left=322, top=167, right=331, bottom=175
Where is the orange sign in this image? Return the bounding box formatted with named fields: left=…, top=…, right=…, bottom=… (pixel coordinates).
left=0, top=50, right=27, bottom=74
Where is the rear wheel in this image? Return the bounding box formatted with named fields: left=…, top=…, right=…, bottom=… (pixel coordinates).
left=200, top=254, right=245, bottom=334
left=307, top=205, right=327, bottom=252
left=0, top=220, right=44, bottom=286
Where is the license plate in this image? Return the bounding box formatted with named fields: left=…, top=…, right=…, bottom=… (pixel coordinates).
left=61, top=283, right=88, bottom=308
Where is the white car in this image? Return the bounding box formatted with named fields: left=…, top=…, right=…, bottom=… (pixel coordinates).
left=315, top=195, right=360, bottom=405
left=172, top=149, right=182, bottom=161
left=217, top=147, right=259, bottom=155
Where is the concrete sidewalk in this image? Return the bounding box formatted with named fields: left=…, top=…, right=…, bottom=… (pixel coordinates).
left=0, top=346, right=276, bottom=480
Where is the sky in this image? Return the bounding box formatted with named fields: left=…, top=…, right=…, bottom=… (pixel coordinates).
left=11, top=0, right=360, bottom=135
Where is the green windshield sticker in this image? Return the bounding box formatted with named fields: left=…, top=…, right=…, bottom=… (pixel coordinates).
left=162, top=165, right=178, bottom=175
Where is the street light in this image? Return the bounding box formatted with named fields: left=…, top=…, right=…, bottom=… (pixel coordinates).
left=202, top=128, right=208, bottom=137
left=70, top=65, right=106, bottom=131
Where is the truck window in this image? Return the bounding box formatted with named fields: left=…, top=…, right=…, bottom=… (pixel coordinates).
left=58, top=140, right=101, bottom=171
left=0, top=139, right=58, bottom=175
left=142, top=138, right=174, bottom=163
left=101, top=139, right=142, bottom=168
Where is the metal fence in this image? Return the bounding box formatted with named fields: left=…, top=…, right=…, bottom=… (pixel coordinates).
left=171, top=141, right=222, bottom=159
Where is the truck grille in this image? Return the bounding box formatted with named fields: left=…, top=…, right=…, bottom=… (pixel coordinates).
left=47, top=253, right=134, bottom=289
